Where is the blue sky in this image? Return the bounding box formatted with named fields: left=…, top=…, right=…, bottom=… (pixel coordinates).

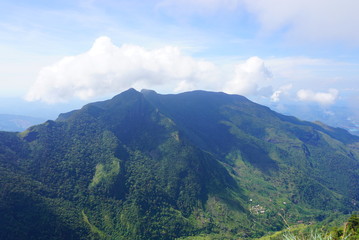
left=1, top=0, right=359, bottom=118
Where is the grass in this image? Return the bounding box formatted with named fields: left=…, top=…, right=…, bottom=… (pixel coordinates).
left=257, top=225, right=307, bottom=240
left=89, top=157, right=120, bottom=189
left=81, top=210, right=107, bottom=239
left=258, top=230, right=333, bottom=240
left=282, top=231, right=351, bottom=240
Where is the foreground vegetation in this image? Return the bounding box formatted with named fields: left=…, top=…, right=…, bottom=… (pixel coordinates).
left=258, top=214, right=359, bottom=240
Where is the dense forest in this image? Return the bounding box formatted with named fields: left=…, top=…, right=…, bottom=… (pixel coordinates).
left=0, top=89, right=358, bottom=239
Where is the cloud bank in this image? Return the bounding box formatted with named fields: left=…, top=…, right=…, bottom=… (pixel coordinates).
left=25, top=37, right=217, bottom=103
left=26, top=36, right=340, bottom=106
left=297, top=89, right=339, bottom=105
left=26, top=37, right=275, bottom=103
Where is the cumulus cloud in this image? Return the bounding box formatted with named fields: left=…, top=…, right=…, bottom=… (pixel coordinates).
left=25, top=36, right=217, bottom=103
left=271, top=84, right=292, bottom=102
left=26, top=37, right=282, bottom=103
left=223, top=56, right=272, bottom=95
left=297, top=88, right=339, bottom=105
left=27, top=36, right=342, bottom=105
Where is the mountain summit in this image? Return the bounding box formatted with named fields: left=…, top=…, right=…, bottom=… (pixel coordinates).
left=0, top=89, right=358, bottom=239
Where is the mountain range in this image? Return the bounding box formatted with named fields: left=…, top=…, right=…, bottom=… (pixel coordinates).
left=0, top=89, right=358, bottom=239
left=267, top=102, right=359, bottom=137
left=0, top=114, right=45, bottom=132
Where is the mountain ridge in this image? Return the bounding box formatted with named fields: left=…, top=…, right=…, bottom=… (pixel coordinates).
left=0, top=88, right=358, bottom=239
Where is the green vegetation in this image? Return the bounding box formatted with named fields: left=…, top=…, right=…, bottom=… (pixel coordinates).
left=89, top=157, right=120, bottom=189
left=82, top=210, right=107, bottom=239
left=0, top=89, right=358, bottom=239
left=257, top=214, right=359, bottom=240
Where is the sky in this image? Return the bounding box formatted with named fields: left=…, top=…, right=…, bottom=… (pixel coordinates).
left=1, top=0, right=359, bottom=120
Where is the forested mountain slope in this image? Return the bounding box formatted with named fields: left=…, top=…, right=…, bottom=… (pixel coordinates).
left=0, top=89, right=358, bottom=239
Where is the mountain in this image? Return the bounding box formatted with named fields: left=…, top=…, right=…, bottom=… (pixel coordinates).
left=0, top=89, right=358, bottom=240
left=267, top=102, right=359, bottom=136
left=0, top=114, right=45, bottom=132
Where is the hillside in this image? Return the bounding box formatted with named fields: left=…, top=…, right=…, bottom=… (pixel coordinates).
left=0, top=89, right=358, bottom=239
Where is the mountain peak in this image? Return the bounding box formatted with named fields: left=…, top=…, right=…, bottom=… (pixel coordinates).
left=140, top=89, right=157, bottom=95
left=1, top=88, right=359, bottom=239
left=111, top=87, right=140, bottom=99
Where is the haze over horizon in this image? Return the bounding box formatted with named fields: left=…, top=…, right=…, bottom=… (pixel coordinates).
left=1, top=0, right=359, bottom=128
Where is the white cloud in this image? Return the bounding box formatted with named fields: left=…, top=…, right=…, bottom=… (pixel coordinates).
left=223, top=56, right=272, bottom=95
left=297, top=88, right=339, bottom=105
left=25, top=36, right=346, bottom=105
left=242, top=0, right=359, bottom=44
left=25, top=36, right=217, bottom=103
left=271, top=84, right=292, bottom=102
left=26, top=37, right=282, bottom=103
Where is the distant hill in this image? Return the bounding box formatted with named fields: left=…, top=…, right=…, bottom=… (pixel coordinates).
left=0, top=114, right=45, bottom=131
left=0, top=89, right=358, bottom=240
left=268, top=103, right=359, bottom=136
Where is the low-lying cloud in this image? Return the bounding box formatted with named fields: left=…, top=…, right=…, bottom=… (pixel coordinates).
left=297, top=88, right=339, bottom=105
left=25, top=36, right=340, bottom=106
left=223, top=56, right=272, bottom=95
left=271, top=84, right=293, bottom=102
left=25, top=36, right=217, bottom=103
left=26, top=37, right=275, bottom=103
